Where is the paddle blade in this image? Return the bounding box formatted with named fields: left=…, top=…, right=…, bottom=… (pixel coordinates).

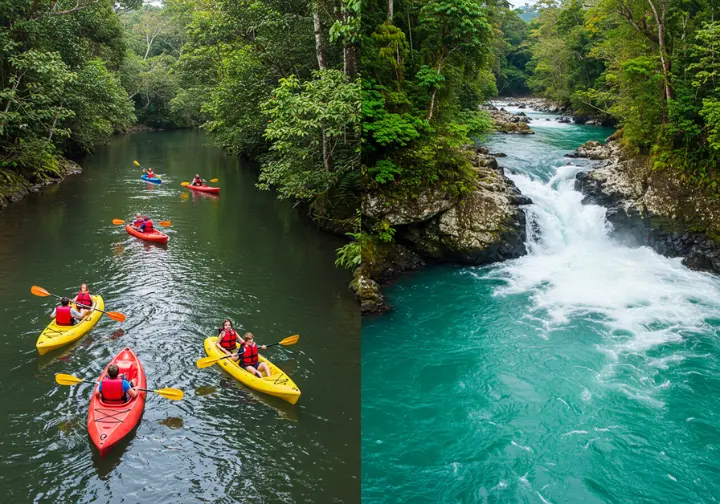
left=209, top=178, right=219, bottom=183
left=105, top=311, right=126, bottom=323
left=133, top=160, right=140, bottom=166
left=280, top=335, right=300, bottom=346
left=112, top=219, right=125, bottom=225
left=31, top=285, right=50, bottom=297
left=155, top=388, right=184, bottom=400
left=159, top=221, right=171, bottom=227
left=196, top=355, right=223, bottom=369
left=56, top=373, right=83, bottom=386
left=181, top=182, right=189, bottom=187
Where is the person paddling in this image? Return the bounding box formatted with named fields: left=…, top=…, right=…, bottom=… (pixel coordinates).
left=191, top=174, right=205, bottom=186
left=139, top=215, right=154, bottom=233
left=215, top=319, right=239, bottom=356
left=144, top=167, right=156, bottom=179
left=72, top=283, right=95, bottom=318
left=131, top=213, right=144, bottom=228
left=235, top=332, right=270, bottom=378
left=95, top=364, right=138, bottom=403
left=51, top=297, right=83, bottom=326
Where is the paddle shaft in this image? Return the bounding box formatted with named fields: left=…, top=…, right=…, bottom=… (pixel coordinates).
left=44, top=292, right=110, bottom=317
left=213, top=341, right=279, bottom=362
left=73, top=378, right=159, bottom=394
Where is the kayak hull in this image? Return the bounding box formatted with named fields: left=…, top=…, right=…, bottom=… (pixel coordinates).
left=141, top=174, right=161, bottom=184
left=203, top=337, right=301, bottom=405
left=186, top=184, right=220, bottom=194
left=125, top=225, right=168, bottom=244
left=88, top=347, right=147, bottom=456
left=36, top=295, right=104, bottom=355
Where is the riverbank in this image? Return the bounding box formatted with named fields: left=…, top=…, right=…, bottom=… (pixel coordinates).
left=0, top=158, right=82, bottom=210
left=358, top=142, right=531, bottom=314
left=574, top=137, right=720, bottom=274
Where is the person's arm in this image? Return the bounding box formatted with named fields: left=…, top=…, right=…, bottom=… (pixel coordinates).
left=124, top=381, right=138, bottom=398
left=50, top=308, right=56, bottom=318
left=70, top=307, right=84, bottom=319
left=95, top=382, right=102, bottom=398
left=215, top=333, right=231, bottom=356
left=260, top=344, right=267, bottom=350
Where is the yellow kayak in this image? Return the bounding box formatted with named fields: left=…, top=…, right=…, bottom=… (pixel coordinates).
left=36, top=295, right=104, bottom=355
left=203, top=337, right=301, bottom=405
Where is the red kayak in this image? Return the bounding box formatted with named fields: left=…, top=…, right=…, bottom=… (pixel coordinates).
left=125, top=225, right=168, bottom=244
left=186, top=184, right=220, bottom=194
left=88, top=347, right=147, bottom=456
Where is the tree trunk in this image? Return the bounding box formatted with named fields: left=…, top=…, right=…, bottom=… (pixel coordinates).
left=322, top=125, right=334, bottom=172
left=313, top=2, right=327, bottom=71
left=647, top=0, right=672, bottom=103
left=344, top=45, right=358, bottom=78
left=388, top=0, right=393, bottom=21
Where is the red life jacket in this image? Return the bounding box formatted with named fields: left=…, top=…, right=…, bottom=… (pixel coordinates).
left=192, top=177, right=202, bottom=186
left=76, top=291, right=92, bottom=309
left=133, top=218, right=144, bottom=227
left=219, top=330, right=237, bottom=350
left=56, top=305, right=73, bottom=326
left=147, top=171, right=155, bottom=178
left=241, top=342, right=259, bottom=367
left=143, top=220, right=154, bottom=232
left=101, top=377, right=125, bottom=402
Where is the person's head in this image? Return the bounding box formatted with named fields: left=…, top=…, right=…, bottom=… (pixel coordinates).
left=148, top=167, right=153, bottom=172
left=60, top=297, right=70, bottom=306
left=243, top=332, right=254, bottom=343
left=195, top=174, right=200, bottom=178
left=143, top=215, right=149, bottom=221
left=80, top=283, right=88, bottom=293
left=107, top=364, right=119, bottom=379
left=135, top=213, right=141, bottom=219
left=222, top=319, right=233, bottom=331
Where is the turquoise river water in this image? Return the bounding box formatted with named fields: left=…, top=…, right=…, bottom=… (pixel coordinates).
left=362, top=105, right=720, bottom=503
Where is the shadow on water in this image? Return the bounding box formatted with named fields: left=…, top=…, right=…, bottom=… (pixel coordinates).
left=91, top=424, right=141, bottom=480
left=216, top=377, right=299, bottom=422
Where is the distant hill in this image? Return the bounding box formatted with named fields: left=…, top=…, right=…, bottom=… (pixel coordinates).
left=516, top=3, right=539, bottom=22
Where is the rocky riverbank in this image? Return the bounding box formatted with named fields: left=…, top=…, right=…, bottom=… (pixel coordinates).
left=493, top=97, right=615, bottom=127
left=356, top=147, right=531, bottom=314
left=574, top=138, right=720, bottom=273
left=0, top=158, right=82, bottom=209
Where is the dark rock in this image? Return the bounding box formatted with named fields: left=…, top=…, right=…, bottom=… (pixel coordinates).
left=350, top=268, right=390, bottom=314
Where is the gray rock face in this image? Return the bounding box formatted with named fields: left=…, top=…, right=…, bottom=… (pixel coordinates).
left=566, top=140, right=613, bottom=160
left=362, top=188, right=456, bottom=226
left=574, top=140, right=720, bottom=274
left=350, top=268, right=389, bottom=314
left=361, top=148, right=532, bottom=313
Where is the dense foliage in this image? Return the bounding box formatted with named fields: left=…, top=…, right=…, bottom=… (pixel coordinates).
left=526, top=0, right=720, bottom=192
left=0, top=0, right=139, bottom=178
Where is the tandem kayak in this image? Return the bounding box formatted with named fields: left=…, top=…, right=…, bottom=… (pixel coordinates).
left=203, top=337, right=301, bottom=404
left=88, top=347, right=147, bottom=456
left=125, top=225, right=168, bottom=244
left=36, top=295, right=104, bottom=355
left=141, top=174, right=161, bottom=184
left=186, top=184, right=220, bottom=194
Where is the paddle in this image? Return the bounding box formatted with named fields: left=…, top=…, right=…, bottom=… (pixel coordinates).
left=113, top=218, right=171, bottom=227
left=195, top=334, right=300, bottom=369
left=30, top=286, right=126, bottom=323
left=55, top=373, right=184, bottom=400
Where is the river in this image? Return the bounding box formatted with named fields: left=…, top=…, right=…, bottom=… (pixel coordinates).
left=0, top=130, right=359, bottom=503
left=362, top=105, right=720, bottom=503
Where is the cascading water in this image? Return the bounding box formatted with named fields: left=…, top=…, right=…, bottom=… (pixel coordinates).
left=363, top=105, right=720, bottom=503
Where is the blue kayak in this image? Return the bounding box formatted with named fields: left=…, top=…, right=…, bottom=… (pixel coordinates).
left=141, top=174, right=161, bottom=184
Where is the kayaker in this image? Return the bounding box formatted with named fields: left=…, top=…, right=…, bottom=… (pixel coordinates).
left=72, top=283, right=95, bottom=318
left=215, top=319, right=239, bottom=356
left=144, top=168, right=156, bottom=179
left=139, top=215, right=154, bottom=233
left=132, top=213, right=144, bottom=228
left=191, top=174, right=205, bottom=186
left=96, top=364, right=138, bottom=403
left=236, top=332, right=270, bottom=378
left=51, top=297, right=83, bottom=326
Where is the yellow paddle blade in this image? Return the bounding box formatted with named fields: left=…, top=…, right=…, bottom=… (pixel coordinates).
left=280, top=335, right=300, bottom=346
left=56, top=373, right=83, bottom=386
left=133, top=160, right=141, bottom=166
left=181, top=182, right=189, bottom=187
left=31, top=285, right=51, bottom=297
left=159, top=221, right=171, bottom=227
left=196, top=355, right=226, bottom=369
left=154, top=388, right=184, bottom=400
left=105, top=311, right=126, bottom=323
left=112, top=218, right=125, bottom=225
left=209, top=178, right=218, bottom=183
